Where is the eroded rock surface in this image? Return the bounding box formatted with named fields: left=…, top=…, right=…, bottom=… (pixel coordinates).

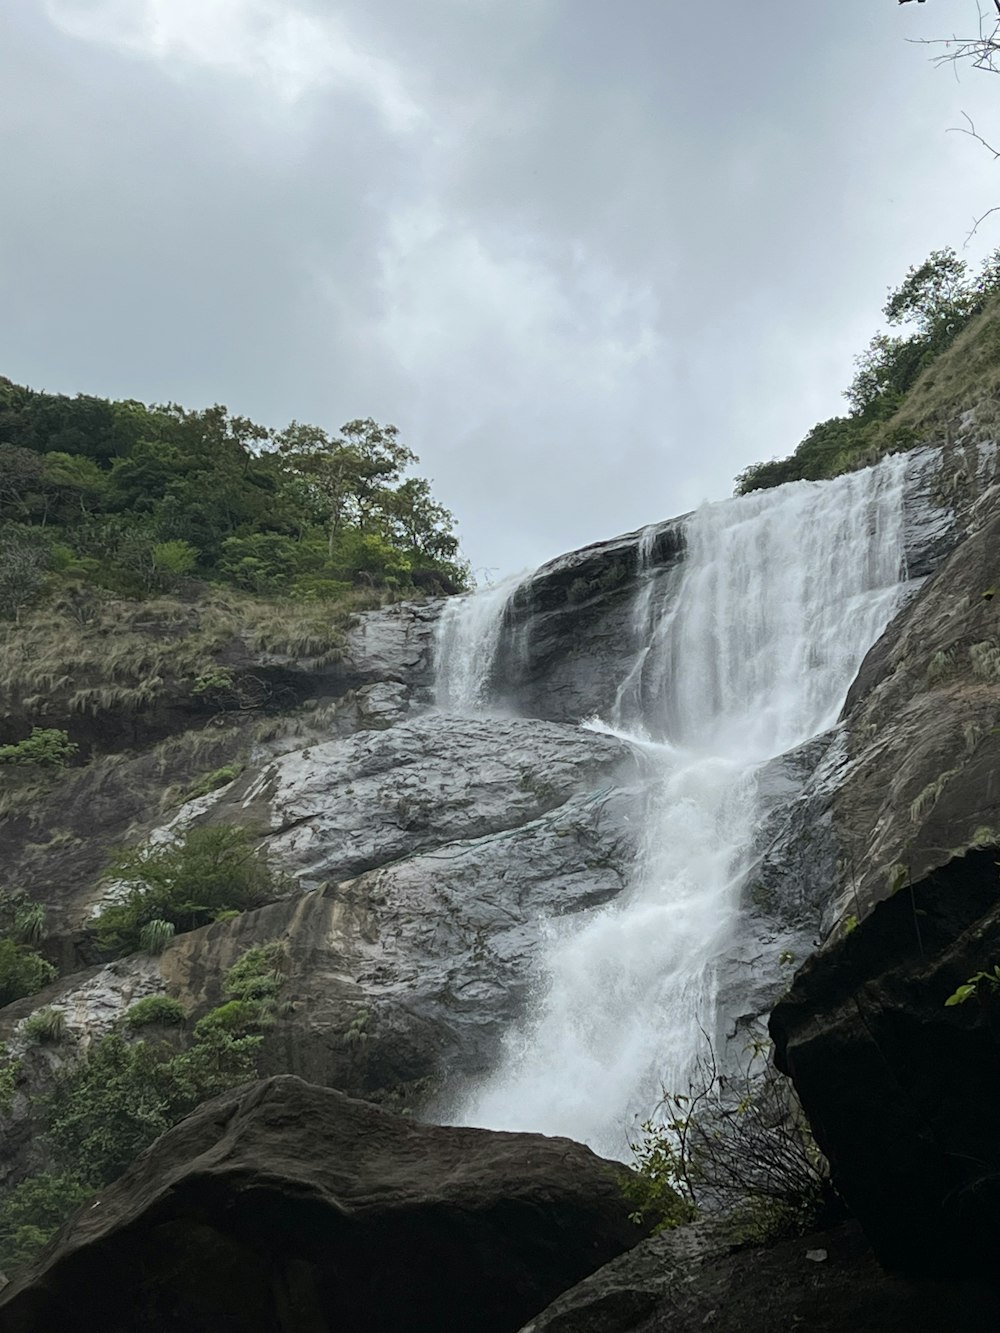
left=0, top=1075, right=643, bottom=1333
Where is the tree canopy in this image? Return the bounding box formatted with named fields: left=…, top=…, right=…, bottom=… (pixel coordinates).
left=0, top=381, right=469, bottom=612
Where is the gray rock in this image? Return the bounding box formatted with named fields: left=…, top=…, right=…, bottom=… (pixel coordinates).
left=339, top=598, right=439, bottom=690
left=519, top=1217, right=998, bottom=1332
left=2, top=715, right=646, bottom=1119
left=219, top=713, right=641, bottom=887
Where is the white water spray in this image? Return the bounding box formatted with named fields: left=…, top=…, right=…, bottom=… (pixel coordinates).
left=434, top=572, right=526, bottom=712
left=439, top=458, right=910, bottom=1157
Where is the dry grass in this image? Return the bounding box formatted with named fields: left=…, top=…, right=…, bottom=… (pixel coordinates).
left=0, top=587, right=363, bottom=722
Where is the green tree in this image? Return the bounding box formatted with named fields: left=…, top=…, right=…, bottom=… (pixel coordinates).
left=0, top=445, right=44, bottom=520
left=0, top=728, right=78, bottom=767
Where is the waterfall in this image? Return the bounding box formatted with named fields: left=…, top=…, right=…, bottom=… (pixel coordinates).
left=438, top=457, right=910, bottom=1158
left=434, top=572, right=526, bottom=712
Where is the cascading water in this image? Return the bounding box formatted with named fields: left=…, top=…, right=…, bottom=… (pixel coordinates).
left=436, top=457, right=910, bottom=1158
left=434, top=572, right=526, bottom=712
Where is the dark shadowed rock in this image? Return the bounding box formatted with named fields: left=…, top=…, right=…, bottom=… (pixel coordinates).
left=517, top=1219, right=998, bottom=1333
left=490, top=521, right=686, bottom=723
left=771, top=847, right=1000, bottom=1279
left=0, top=1076, right=643, bottom=1333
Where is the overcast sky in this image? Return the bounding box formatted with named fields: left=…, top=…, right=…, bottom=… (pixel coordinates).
left=3, top=1, right=1000, bottom=578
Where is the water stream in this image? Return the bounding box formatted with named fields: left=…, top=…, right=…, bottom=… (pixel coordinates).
left=435, top=457, right=910, bottom=1157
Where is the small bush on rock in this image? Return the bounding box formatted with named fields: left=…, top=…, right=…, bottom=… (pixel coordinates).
left=21, top=1007, right=68, bottom=1044
left=0, top=727, right=78, bottom=768
left=0, top=938, right=57, bottom=1008
left=138, top=919, right=175, bottom=955
left=92, top=825, right=279, bottom=957
left=124, top=995, right=187, bottom=1029
left=629, top=1036, right=835, bottom=1243
left=0, top=1044, right=22, bottom=1113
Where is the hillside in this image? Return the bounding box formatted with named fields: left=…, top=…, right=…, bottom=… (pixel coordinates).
left=736, top=247, right=1000, bottom=492
left=1, top=297, right=999, bottom=1329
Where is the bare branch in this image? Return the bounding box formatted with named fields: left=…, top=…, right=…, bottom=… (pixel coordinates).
left=948, top=110, right=1000, bottom=159
left=908, top=2, right=1000, bottom=75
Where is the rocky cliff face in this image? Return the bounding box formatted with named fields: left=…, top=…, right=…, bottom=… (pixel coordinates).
left=3, top=428, right=1000, bottom=1305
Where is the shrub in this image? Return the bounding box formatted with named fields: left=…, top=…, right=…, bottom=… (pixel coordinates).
left=0, top=941, right=283, bottom=1274
left=138, top=917, right=174, bottom=959
left=138, top=919, right=175, bottom=955
left=629, top=1037, right=834, bottom=1243
left=224, top=940, right=286, bottom=1002
left=193, top=999, right=261, bottom=1038
left=92, top=825, right=279, bottom=957
left=21, top=1007, right=68, bottom=1044
left=0, top=938, right=57, bottom=1008
left=0, top=891, right=46, bottom=945
left=621, top=1120, right=697, bottom=1232
left=185, top=762, right=245, bottom=801
left=0, top=1173, right=94, bottom=1270
left=0, top=1044, right=22, bottom=1113
left=0, top=727, right=78, bottom=768
left=124, top=995, right=187, bottom=1029
left=191, top=666, right=236, bottom=696
left=151, top=539, right=198, bottom=582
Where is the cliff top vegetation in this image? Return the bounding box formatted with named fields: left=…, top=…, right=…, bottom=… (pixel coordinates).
left=0, top=384, right=470, bottom=617
left=736, top=246, right=1000, bottom=493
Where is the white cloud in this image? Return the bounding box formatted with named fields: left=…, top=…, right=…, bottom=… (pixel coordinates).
left=44, top=0, right=424, bottom=129
left=377, top=204, right=661, bottom=398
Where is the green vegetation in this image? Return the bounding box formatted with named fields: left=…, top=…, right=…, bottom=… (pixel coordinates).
left=0, top=382, right=469, bottom=620
left=0, top=728, right=78, bottom=767
left=123, top=995, right=187, bottom=1029
left=627, top=1040, right=832, bottom=1242
left=736, top=248, right=1000, bottom=493
left=945, top=964, right=1000, bottom=1007
left=0, top=1045, right=21, bottom=1114
left=92, top=825, right=280, bottom=957
left=0, top=942, right=286, bottom=1271
left=621, top=1119, right=697, bottom=1232
left=138, top=919, right=176, bottom=955
left=20, top=1007, right=68, bottom=1045
left=184, top=762, right=245, bottom=801
left=0, top=892, right=55, bottom=1008
left=0, top=942, right=56, bottom=1008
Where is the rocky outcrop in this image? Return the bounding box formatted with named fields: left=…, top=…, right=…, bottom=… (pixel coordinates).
left=0, top=1075, right=643, bottom=1333
left=771, top=846, right=1000, bottom=1279
left=517, top=1218, right=998, bottom=1333
left=0, top=715, right=644, bottom=1169
left=450, top=522, right=686, bottom=724
left=830, top=486, right=1000, bottom=928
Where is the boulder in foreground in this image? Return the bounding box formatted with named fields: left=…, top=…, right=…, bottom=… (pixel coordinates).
left=0, top=1075, right=642, bottom=1333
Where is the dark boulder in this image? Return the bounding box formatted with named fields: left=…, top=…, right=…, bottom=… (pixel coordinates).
left=770, top=847, right=1000, bottom=1279
left=517, top=1219, right=998, bottom=1333
left=0, top=1075, right=642, bottom=1333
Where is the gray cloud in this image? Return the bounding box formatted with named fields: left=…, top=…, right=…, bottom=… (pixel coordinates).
left=3, top=0, right=999, bottom=576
